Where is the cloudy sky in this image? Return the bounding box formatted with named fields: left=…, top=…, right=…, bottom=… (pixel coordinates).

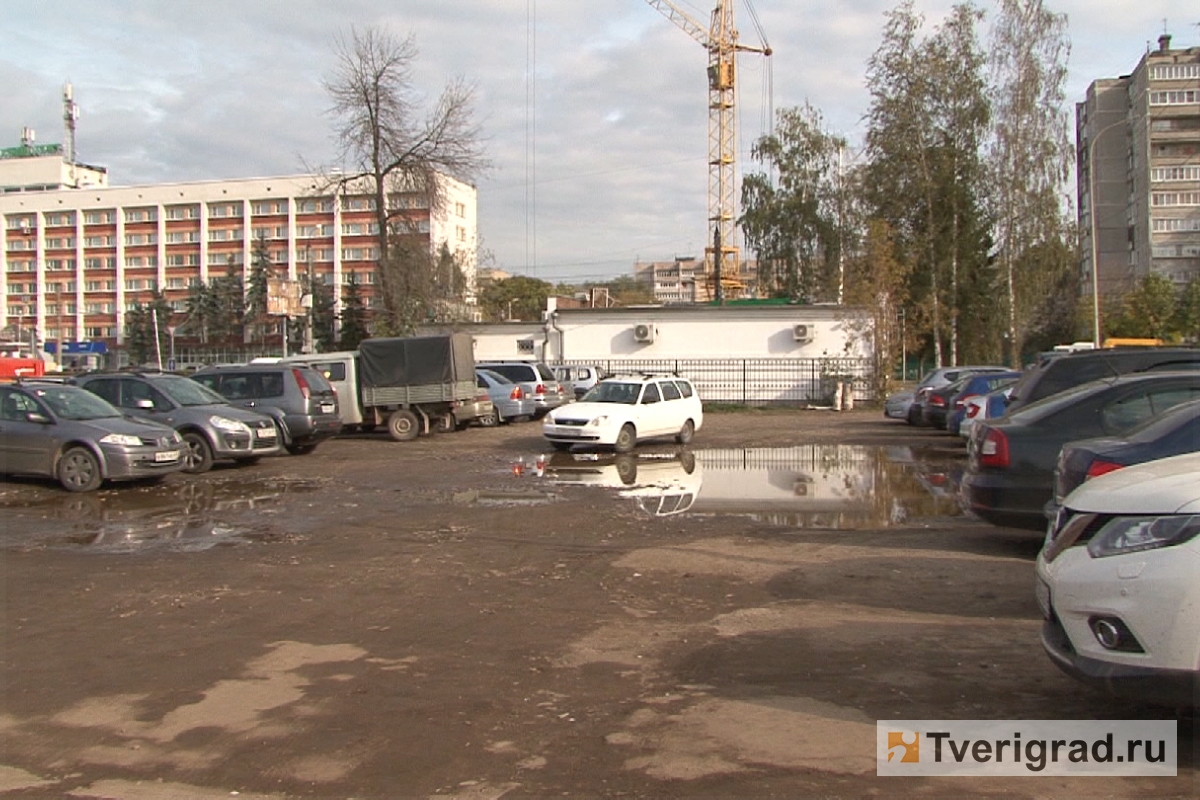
left=0, top=1, right=1190, bottom=283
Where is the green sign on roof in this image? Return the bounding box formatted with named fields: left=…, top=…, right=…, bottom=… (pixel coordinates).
left=0, top=143, right=64, bottom=160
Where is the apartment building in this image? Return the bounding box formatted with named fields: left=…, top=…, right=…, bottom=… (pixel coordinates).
left=634, top=255, right=758, bottom=304
left=1078, top=33, right=1200, bottom=305
left=0, top=152, right=478, bottom=360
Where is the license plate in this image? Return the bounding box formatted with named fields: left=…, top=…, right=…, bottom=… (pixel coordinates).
left=552, top=430, right=580, bottom=438
left=320, top=403, right=335, bottom=414
left=1035, top=578, right=1051, bottom=620
left=155, top=450, right=180, bottom=462
left=256, top=428, right=277, bottom=439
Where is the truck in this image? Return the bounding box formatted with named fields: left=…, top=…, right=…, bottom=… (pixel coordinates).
left=282, top=333, right=487, bottom=441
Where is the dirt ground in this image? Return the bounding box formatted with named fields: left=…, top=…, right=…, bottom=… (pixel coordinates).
left=0, top=408, right=1195, bottom=799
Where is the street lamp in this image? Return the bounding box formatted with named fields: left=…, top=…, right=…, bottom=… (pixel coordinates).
left=1086, top=118, right=1127, bottom=348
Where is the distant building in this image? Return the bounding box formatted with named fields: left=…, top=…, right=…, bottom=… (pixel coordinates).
left=634, top=255, right=758, bottom=303
left=1078, top=33, right=1200, bottom=305
left=0, top=144, right=478, bottom=357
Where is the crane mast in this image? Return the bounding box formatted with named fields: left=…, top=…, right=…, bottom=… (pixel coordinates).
left=645, top=0, right=770, bottom=301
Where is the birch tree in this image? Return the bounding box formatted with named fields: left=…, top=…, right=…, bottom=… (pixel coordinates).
left=987, top=0, right=1073, bottom=365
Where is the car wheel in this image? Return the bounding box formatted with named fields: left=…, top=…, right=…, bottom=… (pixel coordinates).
left=285, top=443, right=318, bottom=456
left=181, top=432, right=214, bottom=474
left=614, top=423, right=636, bottom=454
left=679, top=450, right=696, bottom=474
left=57, top=446, right=103, bottom=492
left=387, top=409, right=420, bottom=442
left=478, top=410, right=499, bottom=427
left=675, top=419, right=695, bottom=445
left=436, top=414, right=457, bottom=433
left=615, top=455, right=637, bottom=485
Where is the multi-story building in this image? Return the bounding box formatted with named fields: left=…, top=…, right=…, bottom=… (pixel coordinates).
left=634, top=255, right=758, bottom=304
left=0, top=148, right=478, bottom=364
left=1078, top=34, right=1200, bottom=310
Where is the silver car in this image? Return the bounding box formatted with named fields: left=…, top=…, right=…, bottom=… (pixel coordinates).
left=475, top=368, right=536, bottom=424
left=0, top=381, right=185, bottom=492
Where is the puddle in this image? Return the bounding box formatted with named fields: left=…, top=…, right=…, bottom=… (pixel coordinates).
left=453, top=488, right=558, bottom=506
left=0, top=477, right=324, bottom=552
left=512, top=445, right=965, bottom=527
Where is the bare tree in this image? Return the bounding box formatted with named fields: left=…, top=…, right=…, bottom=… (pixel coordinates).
left=987, top=0, right=1073, bottom=365
left=324, top=26, right=487, bottom=333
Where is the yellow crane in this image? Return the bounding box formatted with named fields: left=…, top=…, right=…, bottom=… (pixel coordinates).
left=645, top=0, right=771, bottom=301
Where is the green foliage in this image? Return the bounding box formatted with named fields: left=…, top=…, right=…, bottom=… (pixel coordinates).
left=1107, top=274, right=1185, bottom=341
left=246, top=234, right=274, bottom=342
left=123, top=287, right=172, bottom=366
left=741, top=103, right=848, bottom=302
left=339, top=274, right=370, bottom=350
left=479, top=275, right=552, bottom=322
left=1175, top=277, right=1200, bottom=343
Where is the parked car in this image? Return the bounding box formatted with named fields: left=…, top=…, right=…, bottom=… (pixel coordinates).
left=476, top=361, right=571, bottom=418
left=191, top=363, right=341, bottom=455
left=475, top=368, right=535, bottom=425
left=883, top=389, right=916, bottom=420
left=1005, top=346, right=1200, bottom=415
left=1037, top=451, right=1200, bottom=707
left=945, top=372, right=1021, bottom=435
left=905, top=365, right=1012, bottom=425
left=0, top=380, right=185, bottom=491
left=543, top=374, right=703, bottom=453
left=961, top=371, right=1200, bottom=530
left=552, top=364, right=606, bottom=400
left=958, top=385, right=1014, bottom=441
left=1052, top=398, right=1200, bottom=507
left=921, top=376, right=972, bottom=429
left=72, top=371, right=282, bottom=473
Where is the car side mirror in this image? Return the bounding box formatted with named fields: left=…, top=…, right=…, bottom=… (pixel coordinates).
left=25, top=412, right=52, bottom=424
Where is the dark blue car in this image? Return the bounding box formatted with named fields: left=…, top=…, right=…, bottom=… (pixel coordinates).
left=946, top=372, right=1021, bottom=435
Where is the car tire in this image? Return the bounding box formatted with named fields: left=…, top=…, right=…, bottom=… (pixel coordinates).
left=57, top=446, right=103, bottom=493
left=285, top=443, right=318, bottom=456
left=387, top=409, right=420, bottom=442
left=675, top=419, right=695, bottom=445
left=181, top=432, right=214, bottom=474
left=614, top=423, right=636, bottom=454
left=615, top=455, right=637, bottom=485
left=436, top=414, right=457, bottom=433
left=478, top=410, right=499, bottom=427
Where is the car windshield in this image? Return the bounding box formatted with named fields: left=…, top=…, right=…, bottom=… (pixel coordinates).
left=33, top=386, right=121, bottom=420
left=582, top=382, right=640, bottom=404
left=153, top=374, right=229, bottom=406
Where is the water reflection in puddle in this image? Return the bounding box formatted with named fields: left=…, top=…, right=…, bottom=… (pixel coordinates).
left=512, top=445, right=964, bottom=528
left=0, top=477, right=324, bottom=552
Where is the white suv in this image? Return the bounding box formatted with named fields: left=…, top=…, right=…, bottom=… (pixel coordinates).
left=542, top=374, right=702, bottom=453
left=1037, top=451, right=1200, bottom=708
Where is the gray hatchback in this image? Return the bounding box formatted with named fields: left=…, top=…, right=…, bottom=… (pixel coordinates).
left=0, top=381, right=185, bottom=491
left=192, top=363, right=341, bottom=455
left=73, top=372, right=281, bottom=473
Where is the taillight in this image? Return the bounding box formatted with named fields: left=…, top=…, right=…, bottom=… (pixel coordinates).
left=292, top=368, right=311, bottom=399
left=535, top=383, right=546, bottom=395
left=510, top=386, right=524, bottom=400
left=979, top=428, right=1010, bottom=468
left=966, top=404, right=981, bottom=419
left=929, top=395, right=946, bottom=408
left=1085, top=459, right=1124, bottom=480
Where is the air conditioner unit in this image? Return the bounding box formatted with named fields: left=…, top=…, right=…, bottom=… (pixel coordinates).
left=792, top=323, right=813, bottom=342
left=633, top=323, right=656, bottom=344
left=516, top=338, right=535, bottom=353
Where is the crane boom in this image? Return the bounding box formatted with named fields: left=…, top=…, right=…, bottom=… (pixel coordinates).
left=645, top=1, right=770, bottom=302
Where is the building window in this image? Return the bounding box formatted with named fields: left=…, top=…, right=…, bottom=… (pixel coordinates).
left=166, top=205, right=200, bottom=220
left=342, top=196, right=377, bottom=211
left=44, top=212, right=75, bottom=226
left=1151, top=192, right=1200, bottom=207
left=1152, top=217, right=1200, bottom=232
left=83, top=210, right=115, bottom=225
left=251, top=201, right=286, bottom=215
left=454, top=201, right=466, bottom=217
left=124, top=208, right=158, bottom=224
left=6, top=260, right=33, bottom=273
left=208, top=228, right=244, bottom=242
left=45, top=237, right=76, bottom=249
left=340, top=247, right=379, bottom=261
left=1150, top=64, right=1200, bottom=80
left=124, top=233, right=158, bottom=246
left=1149, top=89, right=1199, bottom=106
left=1151, top=166, right=1200, bottom=183
left=6, top=215, right=35, bottom=230
left=84, top=235, right=114, bottom=247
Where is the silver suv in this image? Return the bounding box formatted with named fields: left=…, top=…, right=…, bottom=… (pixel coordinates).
left=476, top=361, right=572, bottom=418
left=192, top=363, right=341, bottom=455
left=72, top=372, right=281, bottom=473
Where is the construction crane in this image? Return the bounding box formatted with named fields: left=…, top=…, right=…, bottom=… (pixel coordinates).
left=645, top=0, right=771, bottom=301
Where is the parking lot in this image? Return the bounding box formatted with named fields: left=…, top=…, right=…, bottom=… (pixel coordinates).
left=0, top=408, right=1194, bottom=798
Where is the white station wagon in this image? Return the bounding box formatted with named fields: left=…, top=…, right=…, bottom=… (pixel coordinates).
left=542, top=374, right=703, bottom=453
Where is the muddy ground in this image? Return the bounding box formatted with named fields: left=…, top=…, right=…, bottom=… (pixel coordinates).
left=0, top=408, right=1195, bottom=798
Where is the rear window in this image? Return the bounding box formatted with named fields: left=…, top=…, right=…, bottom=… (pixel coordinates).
left=311, top=361, right=346, bottom=382
left=484, top=364, right=537, bottom=383
left=675, top=380, right=694, bottom=398
left=536, top=364, right=556, bottom=381
left=297, top=368, right=332, bottom=393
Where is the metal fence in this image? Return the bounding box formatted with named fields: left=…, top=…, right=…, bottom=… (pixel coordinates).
left=559, top=358, right=875, bottom=405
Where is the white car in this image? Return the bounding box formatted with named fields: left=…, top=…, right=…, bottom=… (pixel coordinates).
left=1037, top=451, right=1200, bottom=708
left=542, top=375, right=702, bottom=453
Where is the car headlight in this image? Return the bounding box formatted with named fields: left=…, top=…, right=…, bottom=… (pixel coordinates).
left=589, top=415, right=610, bottom=426
left=1087, top=514, right=1200, bottom=558
left=99, top=433, right=142, bottom=446
left=210, top=415, right=251, bottom=434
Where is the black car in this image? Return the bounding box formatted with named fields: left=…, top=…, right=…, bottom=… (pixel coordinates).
left=961, top=371, right=1200, bottom=530
left=906, top=366, right=1012, bottom=426
left=1052, top=397, right=1200, bottom=507
left=1005, top=346, right=1200, bottom=414
left=920, top=376, right=972, bottom=429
